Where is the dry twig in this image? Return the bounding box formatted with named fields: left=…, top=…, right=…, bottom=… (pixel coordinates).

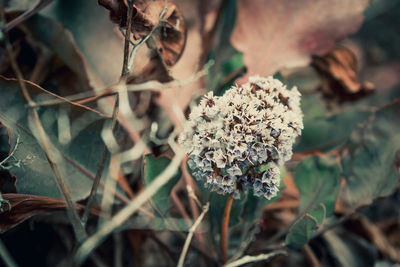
left=224, top=250, right=287, bottom=267
left=177, top=202, right=210, bottom=267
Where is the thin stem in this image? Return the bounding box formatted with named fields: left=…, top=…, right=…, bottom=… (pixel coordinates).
left=182, top=160, right=204, bottom=246
left=33, top=61, right=212, bottom=108
left=81, top=97, right=119, bottom=225
left=311, top=212, right=355, bottom=239
left=303, top=244, right=321, bottom=267
left=171, top=187, right=193, bottom=227
left=83, top=0, right=135, bottom=224
left=121, top=0, right=135, bottom=78
left=3, top=0, right=54, bottom=33
left=222, top=193, right=234, bottom=263
left=74, top=145, right=186, bottom=265
left=186, top=185, right=202, bottom=208
left=177, top=202, right=210, bottom=267
left=265, top=171, right=327, bottom=246
left=126, top=0, right=168, bottom=71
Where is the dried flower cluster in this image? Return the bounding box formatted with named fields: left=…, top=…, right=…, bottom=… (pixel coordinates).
left=179, top=76, right=303, bottom=199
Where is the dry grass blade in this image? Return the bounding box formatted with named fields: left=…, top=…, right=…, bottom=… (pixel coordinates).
left=0, top=76, right=111, bottom=118
left=0, top=239, right=17, bottom=267
left=74, top=143, right=185, bottom=264
left=224, top=250, right=287, bottom=267
left=177, top=202, right=210, bottom=267
left=33, top=61, right=212, bottom=108
left=4, top=0, right=54, bottom=32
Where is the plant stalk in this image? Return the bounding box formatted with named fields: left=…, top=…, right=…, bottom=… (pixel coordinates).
left=222, top=193, right=234, bottom=263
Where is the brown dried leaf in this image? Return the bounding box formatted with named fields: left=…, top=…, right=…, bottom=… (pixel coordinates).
left=231, top=0, right=369, bottom=81
left=0, top=194, right=75, bottom=232
left=154, top=0, right=221, bottom=113
left=98, top=0, right=187, bottom=68
left=136, top=0, right=221, bottom=130
left=0, top=194, right=101, bottom=233
left=99, top=0, right=221, bottom=131
left=311, top=46, right=375, bottom=101
left=98, top=0, right=128, bottom=27
left=145, top=1, right=187, bottom=67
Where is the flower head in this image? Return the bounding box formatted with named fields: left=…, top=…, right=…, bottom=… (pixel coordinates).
left=179, top=76, right=303, bottom=199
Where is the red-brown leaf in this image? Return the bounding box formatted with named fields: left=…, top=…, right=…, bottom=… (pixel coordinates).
left=98, top=0, right=187, bottom=69
left=0, top=194, right=97, bottom=233
left=231, top=0, right=369, bottom=81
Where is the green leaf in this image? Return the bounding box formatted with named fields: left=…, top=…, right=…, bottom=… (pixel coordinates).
left=0, top=77, right=108, bottom=201
left=207, top=0, right=243, bottom=94
left=285, top=214, right=319, bottom=250
left=211, top=52, right=245, bottom=96
left=294, top=156, right=341, bottom=217
left=42, top=0, right=123, bottom=86
left=286, top=156, right=339, bottom=249
left=308, top=204, right=326, bottom=225
left=295, top=109, right=372, bottom=152
left=142, top=155, right=182, bottom=223
left=22, top=13, right=96, bottom=92
left=222, top=53, right=243, bottom=74
left=341, top=102, right=400, bottom=208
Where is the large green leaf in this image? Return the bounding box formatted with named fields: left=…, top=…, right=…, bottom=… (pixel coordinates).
left=285, top=156, right=340, bottom=249
left=42, top=0, right=123, bottom=86
left=22, top=13, right=96, bottom=92
left=295, top=109, right=372, bottom=152
left=142, top=155, right=182, bottom=226
left=285, top=214, right=319, bottom=250
left=0, top=77, right=108, bottom=201
left=294, top=156, right=341, bottom=217
left=341, top=101, right=400, bottom=208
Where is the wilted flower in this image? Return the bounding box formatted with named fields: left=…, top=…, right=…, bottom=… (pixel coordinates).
left=179, top=76, right=303, bottom=199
